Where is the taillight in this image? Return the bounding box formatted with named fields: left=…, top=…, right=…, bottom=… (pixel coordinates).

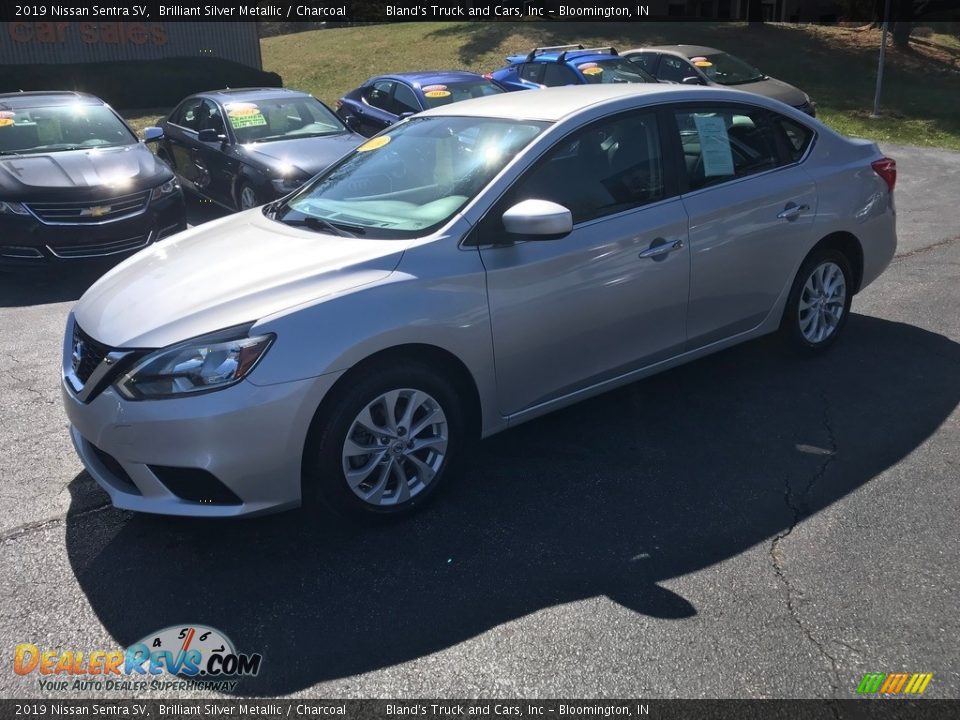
left=871, top=157, right=896, bottom=193
left=335, top=99, right=343, bottom=109
left=482, top=73, right=494, bottom=80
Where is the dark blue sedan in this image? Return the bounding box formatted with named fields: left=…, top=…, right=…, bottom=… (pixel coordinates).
left=336, top=71, right=506, bottom=137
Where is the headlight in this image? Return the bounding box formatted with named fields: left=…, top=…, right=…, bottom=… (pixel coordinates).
left=116, top=326, right=274, bottom=400
left=0, top=201, right=30, bottom=216
left=150, top=178, right=179, bottom=201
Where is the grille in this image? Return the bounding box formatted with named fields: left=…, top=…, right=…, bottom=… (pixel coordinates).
left=71, top=324, right=112, bottom=385
left=26, top=190, right=150, bottom=225
left=48, top=234, right=151, bottom=259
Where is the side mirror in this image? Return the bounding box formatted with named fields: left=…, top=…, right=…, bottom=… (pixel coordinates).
left=142, top=126, right=164, bottom=143
left=681, top=76, right=703, bottom=85
left=197, top=128, right=226, bottom=144
left=502, top=199, right=572, bottom=238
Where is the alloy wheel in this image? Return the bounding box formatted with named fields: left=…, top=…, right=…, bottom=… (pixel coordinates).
left=798, top=261, right=847, bottom=344
left=341, top=388, right=449, bottom=507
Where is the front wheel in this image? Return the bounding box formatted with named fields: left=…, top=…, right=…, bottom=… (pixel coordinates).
left=237, top=182, right=260, bottom=211
left=304, top=362, right=464, bottom=517
left=781, top=249, right=853, bottom=353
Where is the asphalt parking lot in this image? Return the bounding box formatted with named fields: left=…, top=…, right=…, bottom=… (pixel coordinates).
left=1, top=143, right=957, bottom=700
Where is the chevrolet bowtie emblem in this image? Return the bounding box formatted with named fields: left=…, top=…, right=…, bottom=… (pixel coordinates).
left=84, top=205, right=111, bottom=218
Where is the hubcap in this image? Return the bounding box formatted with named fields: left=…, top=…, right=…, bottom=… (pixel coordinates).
left=799, top=261, right=846, bottom=344
left=341, top=388, right=448, bottom=507
left=240, top=187, right=257, bottom=210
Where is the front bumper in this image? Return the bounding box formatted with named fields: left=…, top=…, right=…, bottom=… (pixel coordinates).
left=0, top=192, right=186, bottom=267
left=63, top=368, right=341, bottom=518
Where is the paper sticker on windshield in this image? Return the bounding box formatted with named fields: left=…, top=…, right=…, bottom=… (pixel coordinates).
left=424, top=90, right=451, bottom=98
left=225, top=103, right=267, bottom=129
left=579, top=63, right=603, bottom=76
left=0, top=111, right=14, bottom=128
left=693, top=60, right=713, bottom=68
left=357, top=135, right=391, bottom=152
left=693, top=114, right=734, bottom=177
left=421, top=84, right=448, bottom=93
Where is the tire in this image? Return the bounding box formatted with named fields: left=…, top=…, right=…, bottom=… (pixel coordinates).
left=237, top=182, right=260, bottom=211
left=303, top=361, right=464, bottom=518
left=781, top=248, right=854, bottom=354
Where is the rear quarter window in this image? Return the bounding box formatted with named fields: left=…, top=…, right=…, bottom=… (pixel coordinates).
left=774, top=115, right=815, bottom=163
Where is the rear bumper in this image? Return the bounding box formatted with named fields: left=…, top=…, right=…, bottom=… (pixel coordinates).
left=0, top=192, right=186, bottom=267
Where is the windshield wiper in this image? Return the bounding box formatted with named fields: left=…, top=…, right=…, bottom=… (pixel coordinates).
left=283, top=215, right=365, bottom=238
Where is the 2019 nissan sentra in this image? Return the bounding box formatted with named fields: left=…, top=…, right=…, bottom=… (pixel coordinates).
left=0, top=91, right=186, bottom=267
left=148, top=87, right=364, bottom=211
left=63, top=84, right=896, bottom=519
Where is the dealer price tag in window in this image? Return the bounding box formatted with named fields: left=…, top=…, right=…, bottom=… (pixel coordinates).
left=693, top=114, right=734, bottom=177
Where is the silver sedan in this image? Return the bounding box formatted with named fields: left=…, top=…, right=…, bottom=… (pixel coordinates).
left=62, top=84, right=897, bottom=518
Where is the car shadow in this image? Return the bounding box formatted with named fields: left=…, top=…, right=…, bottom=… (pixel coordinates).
left=64, top=315, right=960, bottom=695
left=0, top=195, right=232, bottom=309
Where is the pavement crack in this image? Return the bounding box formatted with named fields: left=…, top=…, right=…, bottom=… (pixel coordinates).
left=769, top=389, right=841, bottom=697
left=893, top=234, right=960, bottom=261
left=0, top=502, right=113, bottom=545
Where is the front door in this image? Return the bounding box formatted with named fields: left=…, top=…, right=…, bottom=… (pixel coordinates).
left=478, top=109, right=690, bottom=416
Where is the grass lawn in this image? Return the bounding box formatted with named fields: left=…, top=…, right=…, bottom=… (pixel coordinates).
left=125, top=22, right=960, bottom=150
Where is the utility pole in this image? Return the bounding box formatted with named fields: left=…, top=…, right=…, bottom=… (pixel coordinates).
left=871, top=0, right=893, bottom=118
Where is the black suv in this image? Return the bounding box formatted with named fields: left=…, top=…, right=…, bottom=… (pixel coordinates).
left=0, top=91, right=186, bottom=268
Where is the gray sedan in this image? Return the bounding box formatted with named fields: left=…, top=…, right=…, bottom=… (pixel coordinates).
left=62, top=84, right=896, bottom=518
left=624, top=45, right=817, bottom=116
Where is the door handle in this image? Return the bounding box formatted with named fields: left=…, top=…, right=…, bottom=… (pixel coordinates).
left=639, top=238, right=683, bottom=259
left=777, top=203, right=809, bottom=221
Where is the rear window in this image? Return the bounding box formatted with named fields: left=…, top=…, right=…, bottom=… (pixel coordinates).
left=420, top=80, right=505, bottom=109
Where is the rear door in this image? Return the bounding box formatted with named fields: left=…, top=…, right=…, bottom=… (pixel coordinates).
left=164, top=97, right=205, bottom=189
left=668, top=102, right=818, bottom=348
left=358, top=80, right=399, bottom=136
left=478, top=109, right=690, bottom=416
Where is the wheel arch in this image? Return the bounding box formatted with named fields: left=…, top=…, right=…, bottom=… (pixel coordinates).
left=806, top=230, right=864, bottom=293
left=300, top=342, right=484, bottom=481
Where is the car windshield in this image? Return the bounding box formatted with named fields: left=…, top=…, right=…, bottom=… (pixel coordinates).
left=420, top=80, right=505, bottom=109
left=227, top=97, right=347, bottom=144
left=271, top=116, right=548, bottom=239
left=575, top=58, right=656, bottom=84
left=693, top=53, right=765, bottom=85
left=0, top=103, right=137, bottom=155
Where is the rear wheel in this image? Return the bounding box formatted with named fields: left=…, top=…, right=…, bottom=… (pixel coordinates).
left=304, top=362, right=463, bottom=517
left=781, top=249, right=853, bottom=353
left=237, top=182, right=260, bottom=211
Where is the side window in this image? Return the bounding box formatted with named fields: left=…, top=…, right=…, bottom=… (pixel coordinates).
left=363, top=81, right=396, bottom=112
left=173, top=98, right=204, bottom=130
left=773, top=114, right=815, bottom=163
left=200, top=101, right=226, bottom=135
left=542, top=63, right=578, bottom=87
left=674, top=105, right=781, bottom=191
left=507, top=112, right=665, bottom=225
left=519, top=63, right=543, bottom=85
left=658, top=56, right=695, bottom=83
left=628, top=53, right=659, bottom=74
left=393, top=83, right=421, bottom=114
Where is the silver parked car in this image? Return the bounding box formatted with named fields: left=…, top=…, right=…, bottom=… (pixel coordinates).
left=62, top=84, right=897, bottom=518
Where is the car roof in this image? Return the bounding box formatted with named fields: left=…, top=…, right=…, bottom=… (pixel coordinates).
left=630, top=45, right=722, bottom=57
left=417, top=83, right=762, bottom=122
left=375, top=71, right=489, bottom=87
left=0, top=91, right=104, bottom=109
left=200, top=87, right=312, bottom=103
left=506, top=48, right=622, bottom=66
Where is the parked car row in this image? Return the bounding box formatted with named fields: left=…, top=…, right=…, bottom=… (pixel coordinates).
left=1, top=41, right=814, bottom=270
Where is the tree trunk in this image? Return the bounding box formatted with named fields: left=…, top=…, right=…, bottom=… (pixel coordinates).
left=892, top=21, right=913, bottom=48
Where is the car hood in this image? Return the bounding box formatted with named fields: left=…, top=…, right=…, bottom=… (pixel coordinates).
left=0, top=144, right=170, bottom=200
left=723, top=76, right=808, bottom=107
left=72, top=209, right=404, bottom=349
left=239, top=133, right=364, bottom=176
